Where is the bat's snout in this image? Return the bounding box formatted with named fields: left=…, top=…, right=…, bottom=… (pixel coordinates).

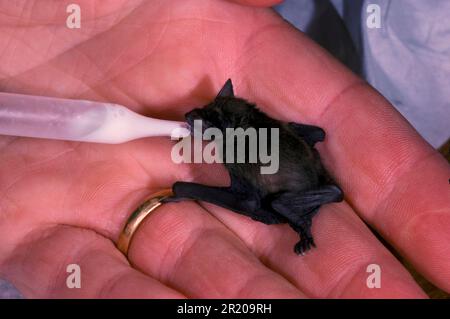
left=185, top=109, right=206, bottom=134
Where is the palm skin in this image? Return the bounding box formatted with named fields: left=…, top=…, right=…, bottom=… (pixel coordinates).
left=0, top=0, right=449, bottom=298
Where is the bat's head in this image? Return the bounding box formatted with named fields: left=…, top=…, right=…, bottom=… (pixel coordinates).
left=185, top=79, right=256, bottom=133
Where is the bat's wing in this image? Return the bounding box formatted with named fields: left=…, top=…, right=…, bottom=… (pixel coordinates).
left=165, top=181, right=285, bottom=224
left=272, top=185, right=343, bottom=219
left=271, top=185, right=343, bottom=254
left=166, top=181, right=256, bottom=212
left=288, top=122, right=326, bottom=146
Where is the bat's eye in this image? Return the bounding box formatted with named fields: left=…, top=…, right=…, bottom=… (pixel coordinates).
left=185, top=109, right=203, bottom=126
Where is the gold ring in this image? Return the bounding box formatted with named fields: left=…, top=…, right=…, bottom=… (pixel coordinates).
left=117, top=189, right=173, bottom=257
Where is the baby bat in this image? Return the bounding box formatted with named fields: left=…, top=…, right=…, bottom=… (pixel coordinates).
left=164, top=79, right=343, bottom=254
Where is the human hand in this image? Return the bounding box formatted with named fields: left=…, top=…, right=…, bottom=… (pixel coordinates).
left=0, top=0, right=449, bottom=298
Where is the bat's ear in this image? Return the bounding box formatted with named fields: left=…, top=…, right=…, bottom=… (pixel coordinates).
left=216, top=79, right=234, bottom=98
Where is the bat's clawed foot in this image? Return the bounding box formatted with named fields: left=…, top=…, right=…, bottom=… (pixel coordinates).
left=290, top=220, right=316, bottom=255
left=294, top=235, right=316, bottom=255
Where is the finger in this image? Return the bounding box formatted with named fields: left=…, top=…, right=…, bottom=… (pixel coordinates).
left=203, top=201, right=427, bottom=298
left=226, top=0, right=284, bottom=7
left=127, top=200, right=305, bottom=298
left=0, top=224, right=184, bottom=298
left=236, top=21, right=450, bottom=292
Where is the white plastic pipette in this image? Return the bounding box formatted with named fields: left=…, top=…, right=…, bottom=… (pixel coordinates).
left=0, top=92, right=190, bottom=144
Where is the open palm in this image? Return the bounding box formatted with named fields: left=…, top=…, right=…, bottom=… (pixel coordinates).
left=0, top=0, right=449, bottom=298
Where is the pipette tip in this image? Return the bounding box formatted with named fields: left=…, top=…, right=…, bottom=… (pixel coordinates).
left=170, top=122, right=191, bottom=139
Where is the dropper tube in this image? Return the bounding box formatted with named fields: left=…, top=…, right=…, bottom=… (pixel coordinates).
left=0, top=92, right=189, bottom=144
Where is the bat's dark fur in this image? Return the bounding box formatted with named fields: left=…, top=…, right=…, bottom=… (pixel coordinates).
left=165, top=79, right=343, bottom=255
